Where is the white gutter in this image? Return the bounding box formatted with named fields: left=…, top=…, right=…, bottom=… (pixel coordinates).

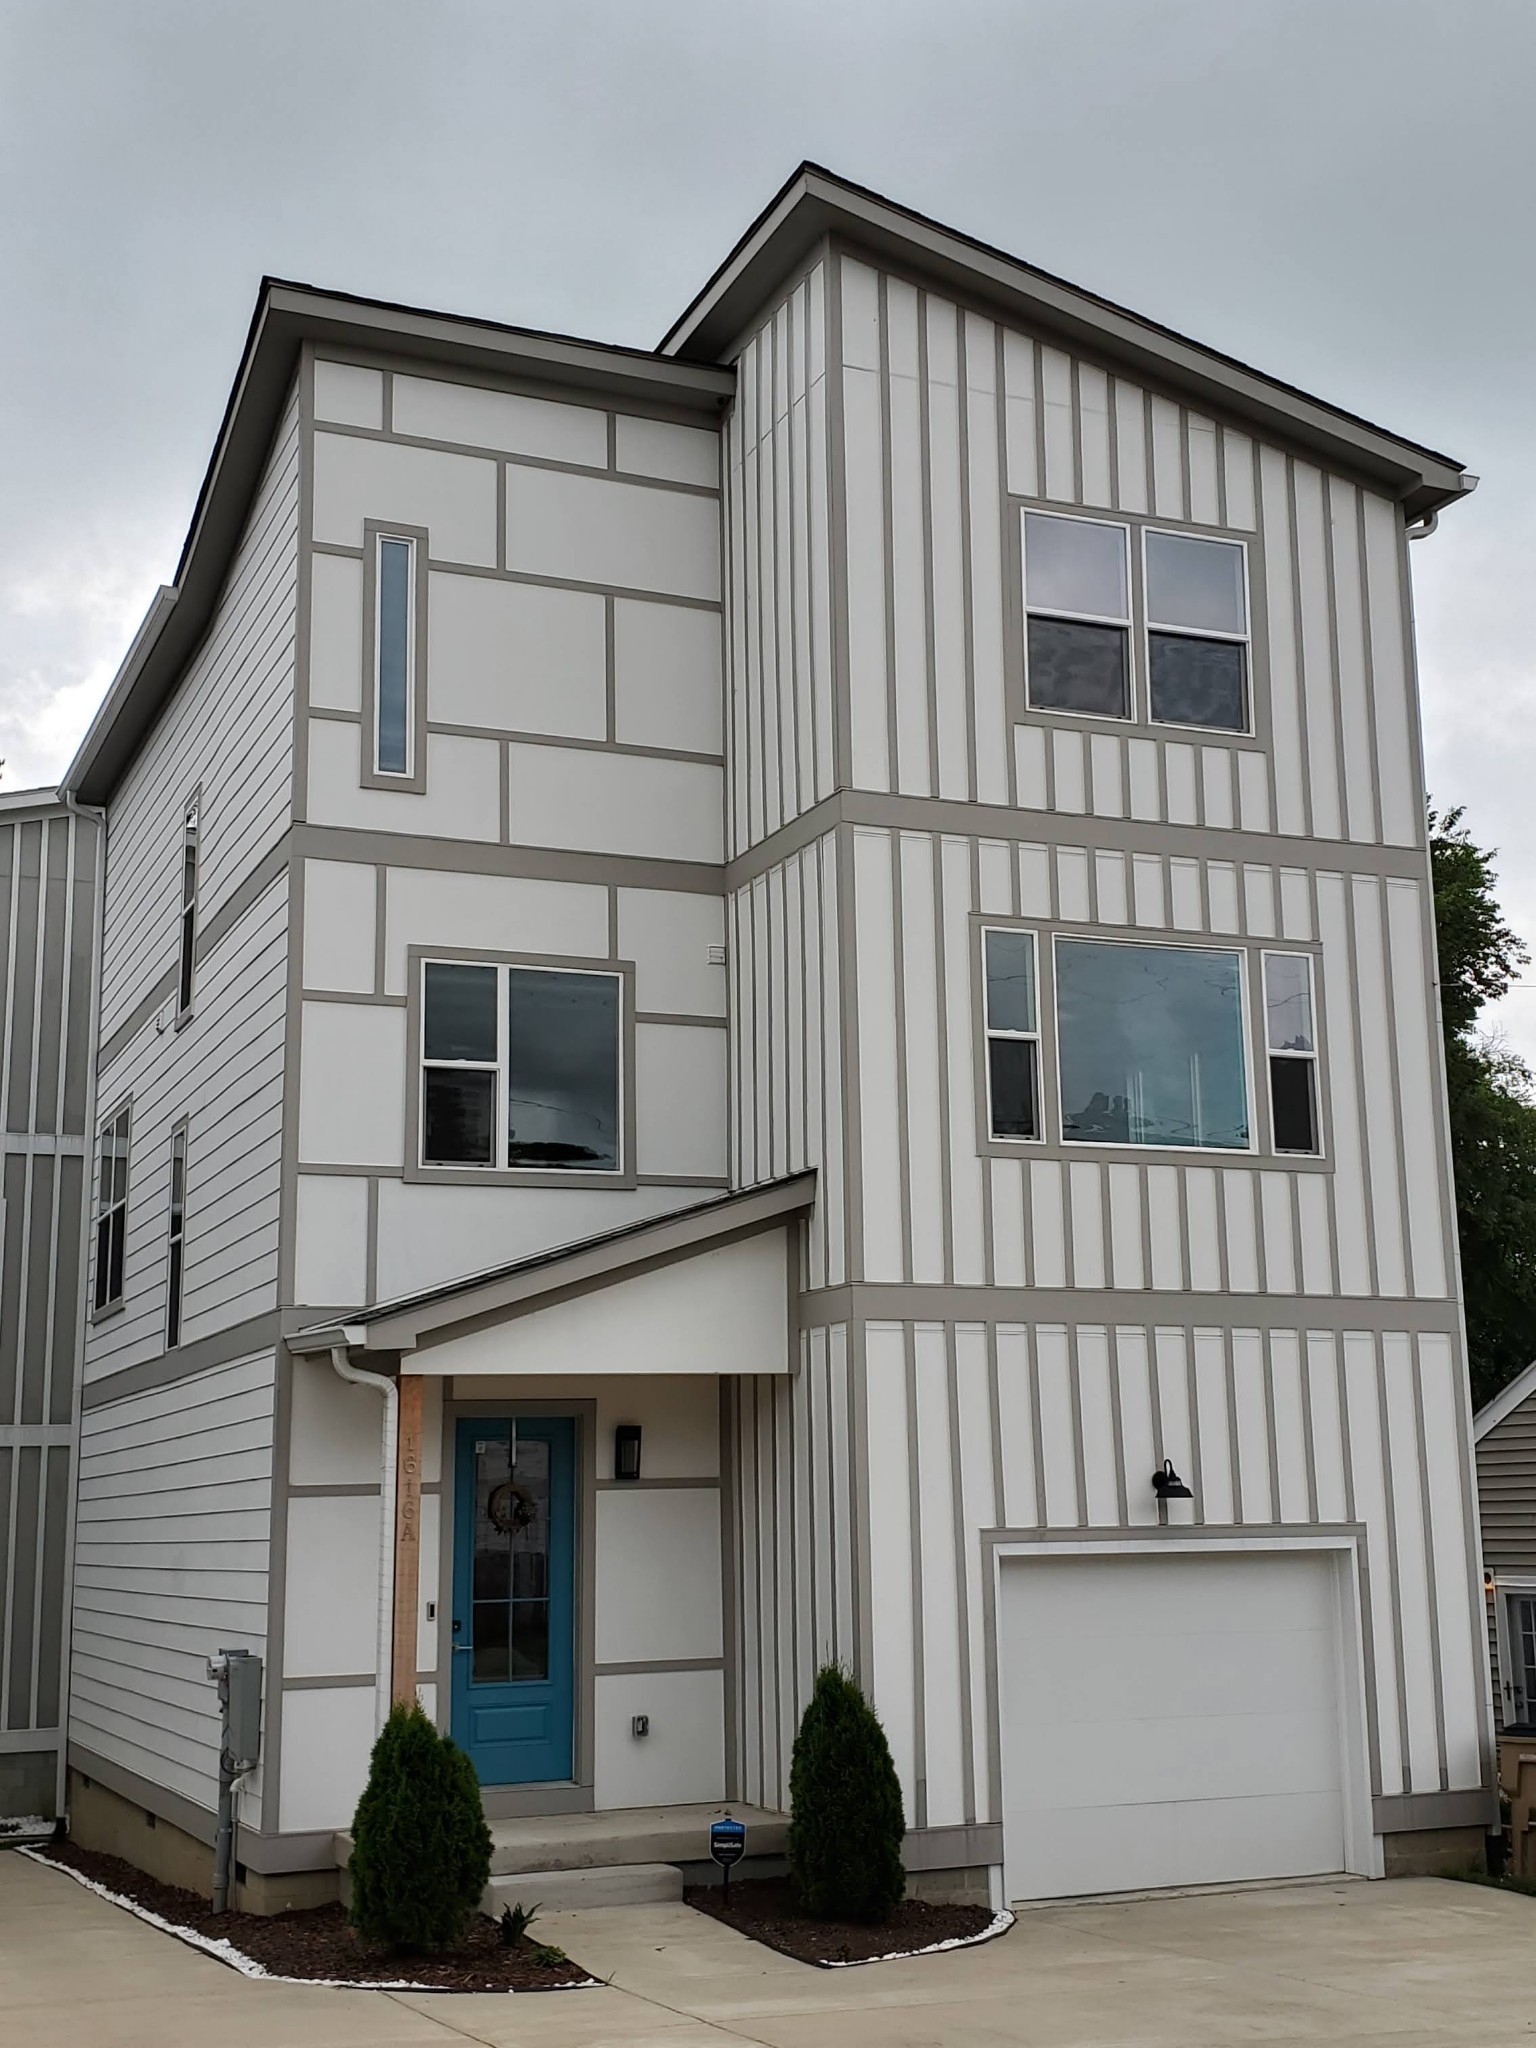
left=328, top=1346, right=397, bottom=1732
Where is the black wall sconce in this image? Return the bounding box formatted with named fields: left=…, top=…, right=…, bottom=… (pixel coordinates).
left=1151, top=1458, right=1193, bottom=1501
left=614, top=1425, right=642, bottom=1483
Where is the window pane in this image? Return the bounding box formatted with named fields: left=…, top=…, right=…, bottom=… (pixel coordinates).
left=1149, top=633, right=1247, bottom=731
left=107, top=1208, right=126, bottom=1303
left=1265, top=954, right=1315, bottom=1052
left=1025, top=513, right=1127, bottom=618
left=1027, top=617, right=1130, bottom=719
left=423, top=1067, right=496, bottom=1165
left=1145, top=531, right=1245, bottom=634
left=1057, top=939, right=1250, bottom=1150
left=507, top=969, right=620, bottom=1170
left=107, top=1114, right=129, bottom=1207
left=985, top=930, right=1036, bottom=1034
left=472, top=1600, right=509, bottom=1683
left=988, top=1037, right=1039, bottom=1140
left=167, top=1240, right=183, bottom=1348
left=511, top=1603, right=550, bottom=1682
left=376, top=536, right=412, bottom=775
left=1270, top=1055, right=1318, bottom=1154
left=424, top=962, right=497, bottom=1062
left=94, top=1215, right=113, bottom=1311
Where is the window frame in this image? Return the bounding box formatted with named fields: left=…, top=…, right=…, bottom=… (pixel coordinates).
left=980, top=926, right=1044, bottom=1146
left=405, top=945, right=637, bottom=1189
left=1021, top=509, right=1135, bottom=725
left=166, top=1120, right=188, bottom=1348
left=1140, top=523, right=1254, bottom=739
left=1494, top=1576, right=1536, bottom=1730
left=1261, top=949, right=1325, bottom=1158
left=175, top=789, right=200, bottom=1022
left=92, top=1097, right=132, bottom=1319
left=361, top=519, right=430, bottom=794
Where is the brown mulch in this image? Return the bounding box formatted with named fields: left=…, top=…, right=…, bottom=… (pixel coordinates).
left=34, top=1841, right=594, bottom=1992
left=685, top=1874, right=999, bottom=1966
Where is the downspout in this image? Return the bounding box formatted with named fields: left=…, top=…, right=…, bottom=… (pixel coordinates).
left=329, top=1346, right=397, bottom=1731
left=1406, top=511, right=1438, bottom=540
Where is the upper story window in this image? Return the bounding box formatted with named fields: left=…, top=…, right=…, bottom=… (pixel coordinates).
left=374, top=533, right=416, bottom=777
left=419, top=959, right=623, bottom=1174
left=93, top=1103, right=131, bottom=1313
left=983, top=928, right=1041, bottom=1140
left=166, top=1124, right=187, bottom=1347
left=1022, top=512, right=1250, bottom=735
left=1264, top=951, right=1321, bottom=1155
left=177, top=794, right=199, bottom=1016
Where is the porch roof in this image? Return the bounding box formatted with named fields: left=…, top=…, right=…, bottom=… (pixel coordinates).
left=286, top=1172, right=815, bottom=1358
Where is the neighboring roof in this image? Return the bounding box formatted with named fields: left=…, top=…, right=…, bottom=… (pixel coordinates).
left=661, top=163, right=1471, bottom=524
left=287, top=1171, right=815, bottom=1356
left=61, top=281, right=735, bottom=807
left=0, top=786, right=65, bottom=817
left=1475, top=1359, right=1536, bottom=1442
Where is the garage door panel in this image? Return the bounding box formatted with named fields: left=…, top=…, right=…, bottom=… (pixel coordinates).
left=1000, top=1551, right=1351, bottom=1901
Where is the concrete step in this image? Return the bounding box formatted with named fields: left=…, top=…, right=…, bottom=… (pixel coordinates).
left=482, top=1861, right=683, bottom=1916
left=482, top=1802, right=787, bottom=1877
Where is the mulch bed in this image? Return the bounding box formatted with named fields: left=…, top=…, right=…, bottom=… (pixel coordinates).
left=33, top=1841, right=594, bottom=1992
left=685, top=1874, right=1002, bottom=1966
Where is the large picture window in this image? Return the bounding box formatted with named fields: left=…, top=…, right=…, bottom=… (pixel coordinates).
left=420, top=959, right=623, bottom=1173
left=93, top=1103, right=131, bottom=1312
left=1054, top=937, right=1251, bottom=1151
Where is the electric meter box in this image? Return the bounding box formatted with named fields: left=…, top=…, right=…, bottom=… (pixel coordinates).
left=225, top=1651, right=263, bottom=1771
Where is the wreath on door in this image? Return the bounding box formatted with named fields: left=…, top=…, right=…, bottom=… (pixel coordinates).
left=486, top=1479, right=537, bottom=1536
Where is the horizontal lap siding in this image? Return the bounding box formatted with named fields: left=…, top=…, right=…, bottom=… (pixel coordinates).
left=87, top=881, right=287, bottom=1384
left=1478, top=1397, right=1536, bottom=1573
left=855, top=1317, right=1483, bottom=1832
left=70, top=1353, right=274, bottom=1814
left=846, top=822, right=1452, bottom=1305
left=98, top=384, right=299, bottom=1044
left=835, top=258, right=1420, bottom=854
left=726, top=264, right=835, bottom=858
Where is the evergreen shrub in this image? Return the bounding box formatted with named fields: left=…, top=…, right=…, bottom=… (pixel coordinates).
left=348, top=1701, right=492, bottom=1952
left=786, top=1664, right=905, bottom=1922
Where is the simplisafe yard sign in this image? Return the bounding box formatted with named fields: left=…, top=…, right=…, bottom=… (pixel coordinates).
left=709, top=1815, right=746, bottom=1900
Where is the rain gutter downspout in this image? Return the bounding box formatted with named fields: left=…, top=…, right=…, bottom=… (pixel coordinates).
left=328, top=1343, right=397, bottom=1731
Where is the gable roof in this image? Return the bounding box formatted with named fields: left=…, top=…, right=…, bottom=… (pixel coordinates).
left=286, top=1171, right=815, bottom=1356
left=1475, top=1358, right=1536, bottom=1442
left=661, top=163, right=1471, bottom=524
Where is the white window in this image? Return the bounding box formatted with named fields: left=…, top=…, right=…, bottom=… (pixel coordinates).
left=420, top=960, right=623, bottom=1173
left=983, top=928, right=1041, bottom=1141
left=1023, top=512, right=1132, bottom=720
left=166, top=1125, right=187, bottom=1347
left=1054, top=936, right=1251, bottom=1151
left=1263, top=952, right=1321, bottom=1155
left=374, top=533, right=416, bottom=777
left=93, top=1104, right=131, bottom=1312
left=1144, top=528, right=1250, bottom=732
left=177, top=795, right=199, bottom=1015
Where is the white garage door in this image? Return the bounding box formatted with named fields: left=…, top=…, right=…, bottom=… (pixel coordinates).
left=1000, top=1550, right=1348, bottom=1901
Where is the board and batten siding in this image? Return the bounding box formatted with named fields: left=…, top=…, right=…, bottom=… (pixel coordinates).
left=832, top=254, right=1423, bottom=853
left=97, top=385, right=300, bottom=1049
left=0, top=800, right=100, bottom=1810
left=70, top=1353, right=273, bottom=1818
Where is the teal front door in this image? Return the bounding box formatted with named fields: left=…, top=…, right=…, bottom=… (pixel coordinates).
left=451, top=1417, right=575, bottom=1784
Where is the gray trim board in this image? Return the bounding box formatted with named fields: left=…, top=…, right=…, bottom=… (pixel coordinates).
left=903, top=1821, right=1002, bottom=1871
left=799, top=1283, right=1461, bottom=1335
left=1371, top=1788, right=1495, bottom=1833
left=80, top=1310, right=282, bottom=1409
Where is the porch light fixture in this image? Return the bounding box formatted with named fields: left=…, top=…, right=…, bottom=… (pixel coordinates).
left=614, top=1424, right=642, bottom=1483
left=1151, top=1458, right=1193, bottom=1501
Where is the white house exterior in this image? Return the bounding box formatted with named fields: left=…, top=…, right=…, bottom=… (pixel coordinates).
left=59, top=166, right=1493, bottom=1909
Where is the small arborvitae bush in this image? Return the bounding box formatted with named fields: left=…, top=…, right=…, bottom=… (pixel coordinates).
left=787, top=1664, right=906, bottom=1922
left=348, top=1702, right=492, bottom=1953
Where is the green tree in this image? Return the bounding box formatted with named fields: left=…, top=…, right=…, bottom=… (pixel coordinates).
left=348, top=1702, right=491, bottom=1953
left=786, top=1665, right=906, bottom=1922
left=1430, top=806, right=1536, bottom=1409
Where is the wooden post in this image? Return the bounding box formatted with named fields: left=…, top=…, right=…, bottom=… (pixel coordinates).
left=392, top=1373, right=424, bottom=1706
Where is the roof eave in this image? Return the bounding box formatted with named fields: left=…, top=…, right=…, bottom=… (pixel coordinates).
left=661, top=164, right=1470, bottom=521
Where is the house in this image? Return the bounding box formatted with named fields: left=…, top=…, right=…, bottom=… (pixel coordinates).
left=0, top=787, right=100, bottom=1821
left=56, top=164, right=1493, bottom=1911
left=1473, top=1361, right=1536, bottom=1868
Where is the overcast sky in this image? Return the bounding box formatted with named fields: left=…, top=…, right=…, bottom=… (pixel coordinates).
left=4, top=0, right=1533, bottom=1047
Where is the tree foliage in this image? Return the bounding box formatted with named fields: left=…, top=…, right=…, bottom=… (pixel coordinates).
left=786, top=1665, right=906, bottom=1923
left=348, top=1702, right=492, bottom=1953
left=1430, top=807, right=1536, bottom=1409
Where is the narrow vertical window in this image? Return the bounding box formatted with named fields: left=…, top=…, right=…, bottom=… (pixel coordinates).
left=166, top=1126, right=187, bottom=1347
left=375, top=534, right=415, bottom=776
left=178, top=795, right=199, bottom=1015
left=93, top=1105, right=131, bottom=1312
left=1264, top=952, right=1320, bottom=1155
left=983, top=928, right=1041, bottom=1141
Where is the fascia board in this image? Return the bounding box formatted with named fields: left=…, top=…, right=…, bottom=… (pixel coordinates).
left=1474, top=1357, right=1536, bottom=1442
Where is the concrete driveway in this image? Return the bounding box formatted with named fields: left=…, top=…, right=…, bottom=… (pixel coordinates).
left=2, top=1848, right=1533, bottom=2047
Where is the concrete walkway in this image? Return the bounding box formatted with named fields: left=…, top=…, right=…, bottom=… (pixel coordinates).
left=3, top=1849, right=1534, bottom=2046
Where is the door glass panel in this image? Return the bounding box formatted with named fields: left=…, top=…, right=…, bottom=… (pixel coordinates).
left=470, top=1433, right=552, bottom=1686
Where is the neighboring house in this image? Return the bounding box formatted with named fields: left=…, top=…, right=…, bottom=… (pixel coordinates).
left=1474, top=1362, right=1536, bottom=1732
left=56, top=165, right=1493, bottom=1911
left=0, top=787, right=100, bottom=1819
